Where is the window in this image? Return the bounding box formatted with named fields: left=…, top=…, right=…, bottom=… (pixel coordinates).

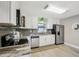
left=38, top=17, right=47, bottom=33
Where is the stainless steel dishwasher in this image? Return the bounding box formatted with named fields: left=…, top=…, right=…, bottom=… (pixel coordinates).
left=31, top=36, right=39, bottom=48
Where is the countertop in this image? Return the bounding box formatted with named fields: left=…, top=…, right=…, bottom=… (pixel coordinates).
left=0, top=44, right=31, bottom=57
left=27, top=34, right=55, bottom=36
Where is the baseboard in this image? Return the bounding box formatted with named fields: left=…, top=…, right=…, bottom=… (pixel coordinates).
left=64, top=42, right=79, bottom=49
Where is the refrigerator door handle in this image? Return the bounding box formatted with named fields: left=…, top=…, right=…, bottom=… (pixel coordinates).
left=58, top=32, right=60, bottom=35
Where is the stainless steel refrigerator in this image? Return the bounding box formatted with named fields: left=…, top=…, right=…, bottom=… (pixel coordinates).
left=53, top=24, right=64, bottom=45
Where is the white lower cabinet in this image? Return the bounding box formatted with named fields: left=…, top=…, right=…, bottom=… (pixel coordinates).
left=50, top=35, right=55, bottom=44
left=39, top=35, right=55, bottom=47
left=39, top=36, right=46, bottom=46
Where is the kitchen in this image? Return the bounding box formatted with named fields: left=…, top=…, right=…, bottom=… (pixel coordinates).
left=0, top=1, right=79, bottom=57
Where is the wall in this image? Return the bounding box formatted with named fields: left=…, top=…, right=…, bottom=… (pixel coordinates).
left=24, top=16, right=60, bottom=28
left=20, top=2, right=60, bottom=29
left=60, top=15, right=79, bottom=47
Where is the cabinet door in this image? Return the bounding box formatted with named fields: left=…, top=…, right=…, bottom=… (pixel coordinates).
left=50, top=35, right=55, bottom=44
left=0, top=2, right=19, bottom=26
left=45, top=36, right=50, bottom=45
left=25, top=18, right=32, bottom=28
left=10, top=2, right=20, bottom=25
left=0, top=2, right=10, bottom=23
left=45, top=35, right=55, bottom=45
left=39, top=36, right=46, bottom=46
left=46, top=35, right=53, bottom=45
left=32, top=17, right=38, bottom=29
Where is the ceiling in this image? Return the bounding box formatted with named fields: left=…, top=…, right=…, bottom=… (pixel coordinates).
left=20, top=1, right=79, bottom=19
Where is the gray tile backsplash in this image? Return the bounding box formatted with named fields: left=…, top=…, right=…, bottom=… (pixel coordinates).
left=19, top=29, right=52, bottom=36
left=0, top=29, right=51, bottom=37
left=0, top=29, right=52, bottom=37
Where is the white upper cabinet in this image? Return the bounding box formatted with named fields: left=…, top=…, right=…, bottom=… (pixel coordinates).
left=0, top=1, right=19, bottom=26
left=25, top=17, right=33, bottom=28
left=32, top=17, right=38, bottom=29
left=0, top=2, right=10, bottom=24
left=10, top=1, right=20, bottom=26
left=23, top=16, right=38, bottom=29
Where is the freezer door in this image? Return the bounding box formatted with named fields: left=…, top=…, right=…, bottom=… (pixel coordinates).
left=59, top=25, right=64, bottom=44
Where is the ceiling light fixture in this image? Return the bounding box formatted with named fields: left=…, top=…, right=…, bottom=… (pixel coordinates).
left=44, top=4, right=66, bottom=14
